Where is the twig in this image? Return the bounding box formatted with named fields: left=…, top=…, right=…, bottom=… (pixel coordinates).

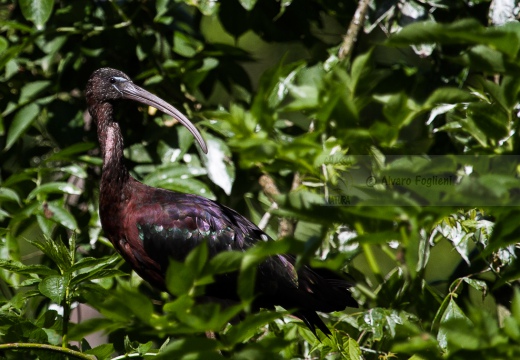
left=0, top=343, right=95, bottom=360
left=258, top=174, right=297, bottom=238
left=338, top=0, right=370, bottom=60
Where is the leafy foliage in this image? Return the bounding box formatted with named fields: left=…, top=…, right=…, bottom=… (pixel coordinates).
left=1, top=0, right=520, bottom=359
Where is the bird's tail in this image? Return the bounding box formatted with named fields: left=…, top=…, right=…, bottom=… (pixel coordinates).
left=295, top=309, right=332, bottom=337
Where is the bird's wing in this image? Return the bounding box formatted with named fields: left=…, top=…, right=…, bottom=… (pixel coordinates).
left=122, top=188, right=355, bottom=336
left=121, top=188, right=302, bottom=296
left=122, top=189, right=275, bottom=268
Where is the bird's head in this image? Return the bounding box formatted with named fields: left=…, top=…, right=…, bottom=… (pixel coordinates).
left=86, top=67, right=207, bottom=154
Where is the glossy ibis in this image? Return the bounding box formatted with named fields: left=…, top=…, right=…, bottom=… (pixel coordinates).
left=86, top=67, right=357, bottom=336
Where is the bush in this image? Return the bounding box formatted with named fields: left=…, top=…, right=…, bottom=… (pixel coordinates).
left=1, top=1, right=520, bottom=359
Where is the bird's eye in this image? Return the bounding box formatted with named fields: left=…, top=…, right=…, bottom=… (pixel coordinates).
left=109, top=77, right=116, bottom=84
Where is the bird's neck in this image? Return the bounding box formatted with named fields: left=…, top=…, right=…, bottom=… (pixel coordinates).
left=94, top=103, right=130, bottom=203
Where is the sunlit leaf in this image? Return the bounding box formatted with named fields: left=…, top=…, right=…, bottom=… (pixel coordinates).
left=200, top=134, right=235, bottom=195
left=344, top=337, right=362, bottom=360
left=60, top=164, right=88, bottom=179
left=68, top=254, right=120, bottom=274
left=239, top=0, right=257, bottom=10
left=0, top=259, right=58, bottom=276
left=437, top=298, right=473, bottom=350
left=27, top=236, right=73, bottom=272
left=19, top=0, right=54, bottom=29
left=5, top=103, right=39, bottom=150
left=27, top=182, right=82, bottom=200
left=143, top=165, right=207, bottom=186
left=39, top=275, right=67, bottom=303
left=150, top=177, right=215, bottom=200
left=173, top=32, right=203, bottom=58
left=0, top=187, right=21, bottom=205
left=19, top=80, right=51, bottom=103
left=46, top=201, right=78, bottom=230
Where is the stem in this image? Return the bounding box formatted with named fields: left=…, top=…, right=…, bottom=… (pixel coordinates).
left=62, top=283, right=71, bottom=348
left=338, top=0, right=371, bottom=60
left=354, top=222, right=383, bottom=282
left=362, top=243, right=383, bottom=281
left=62, top=233, right=76, bottom=348
left=112, top=353, right=158, bottom=359
left=0, top=343, right=95, bottom=360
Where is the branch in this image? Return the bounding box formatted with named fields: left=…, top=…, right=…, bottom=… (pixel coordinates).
left=0, top=343, right=95, bottom=360
left=338, top=0, right=370, bottom=60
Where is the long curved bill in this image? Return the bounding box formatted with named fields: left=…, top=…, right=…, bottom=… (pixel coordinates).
left=120, top=81, right=208, bottom=154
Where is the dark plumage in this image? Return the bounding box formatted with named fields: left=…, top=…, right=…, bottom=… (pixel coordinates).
left=86, top=67, right=357, bottom=336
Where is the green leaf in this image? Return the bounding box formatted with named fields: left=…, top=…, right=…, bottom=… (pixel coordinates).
left=350, top=50, right=373, bottom=94
left=163, top=294, right=195, bottom=314
left=344, top=337, right=362, bottom=360
left=462, top=278, right=488, bottom=293
left=156, top=338, right=221, bottom=360
left=68, top=254, right=120, bottom=273
left=5, top=103, right=39, bottom=150
left=467, top=102, right=509, bottom=141
left=457, top=44, right=511, bottom=73
left=193, top=0, right=219, bottom=15
left=150, top=177, right=215, bottom=200
left=47, top=142, right=96, bottom=161
left=39, top=35, right=66, bottom=54
left=19, top=0, right=54, bottom=29
left=60, top=164, right=88, bottom=179
left=0, top=259, right=59, bottom=276
left=504, top=315, right=520, bottom=342
left=239, top=0, right=257, bottom=10
left=155, top=0, right=169, bottom=18
left=0, top=187, right=21, bottom=205
left=223, top=311, right=284, bottom=345
left=200, top=134, right=235, bottom=195
left=85, top=285, right=148, bottom=324
left=425, top=87, right=475, bottom=106
left=378, top=92, right=419, bottom=127
left=84, top=343, right=115, bottom=360
left=512, top=287, right=520, bottom=324
left=70, top=269, right=127, bottom=287
left=27, top=236, right=73, bottom=272
left=285, top=85, right=320, bottom=112
left=176, top=126, right=195, bottom=154
left=138, top=341, right=153, bottom=355
left=68, top=318, right=116, bottom=341
left=206, top=251, right=244, bottom=275
left=19, top=80, right=51, bottom=103
left=27, top=182, right=82, bottom=200
left=185, top=242, right=209, bottom=277
left=125, top=143, right=153, bottom=163
left=357, top=308, right=404, bottom=341
left=388, top=19, right=520, bottom=57
left=45, top=200, right=78, bottom=230
left=143, top=165, right=207, bottom=186
left=0, top=36, right=7, bottom=53
left=437, top=298, right=474, bottom=350
left=39, top=275, right=67, bottom=303
left=173, top=32, right=203, bottom=57
left=166, top=259, right=195, bottom=296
